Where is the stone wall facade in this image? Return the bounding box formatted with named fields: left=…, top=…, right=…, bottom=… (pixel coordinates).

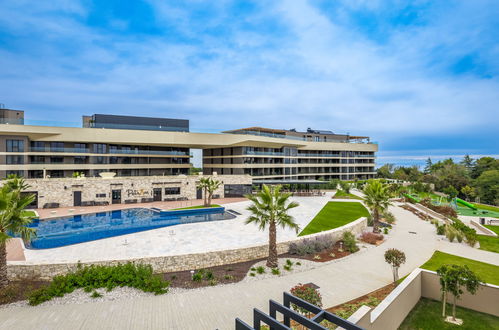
left=7, top=174, right=252, bottom=208
left=8, top=218, right=367, bottom=280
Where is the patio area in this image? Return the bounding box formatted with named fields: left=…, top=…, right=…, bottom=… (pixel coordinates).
left=9, top=194, right=336, bottom=264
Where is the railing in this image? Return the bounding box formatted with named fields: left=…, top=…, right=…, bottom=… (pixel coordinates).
left=28, top=147, right=189, bottom=156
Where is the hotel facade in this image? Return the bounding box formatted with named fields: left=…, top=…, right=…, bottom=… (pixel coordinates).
left=0, top=108, right=377, bottom=207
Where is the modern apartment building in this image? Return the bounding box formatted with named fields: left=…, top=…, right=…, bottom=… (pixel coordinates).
left=203, top=127, right=376, bottom=181
left=0, top=108, right=377, bottom=182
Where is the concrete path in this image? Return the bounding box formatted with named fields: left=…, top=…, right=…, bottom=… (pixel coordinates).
left=0, top=203, right=494, bottom=330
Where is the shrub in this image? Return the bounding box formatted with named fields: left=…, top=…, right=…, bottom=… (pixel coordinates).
left=271, top=268, right=280, bottom=275
left=383, top=228, right=389, bottom=235
left=420, top=200, right=458, bottom=218
left=192, top=272, right=203, bottom=282
left=296, top=262, right=301, bottom=266
left=289, top=236, right=334, bottom=255
left=436, top=224, right=445, bottom=235
left=290, top=284, right=322, bottom=315
left=360, top=231, right=383, bottom=245
left=342, top=231, right=359, bottom=253
left=204, top=271, right=214, bottom=280
left=284, top=264, right=292, bottom=271
left=256, top=266, right=265, bottom=274
left=28, top=263, right=169, bottom=306
left=209, top=279, right=218, bottom=286
left=249, top=272, right=256, bottom=277
left=451, top=217, right=477, bottom=247
left=286, top=259, right=293, bottom=266
left=250, top=267, right=256, bottom=271
left=446, top=226, right=456, bottom=242
left=456, top=232, right=463, bottom=243
left=91, top=290, right=102, bottom=299
left=224, top=275, right=234, bottom=280
left=383, top=212, right=396, bottom=224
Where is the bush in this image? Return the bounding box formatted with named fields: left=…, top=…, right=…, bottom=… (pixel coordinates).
left=383, top=212, right=396, bottom=224
left=271, top=268, right=280, bottom=275
left=420, top=200, right=458, bottom=218
left=360, top=231, right=383, bottom=245
left=289, top=235, right=334, bottom=256
left=90, top=291, right=102, bottom=299
left=436, top=224, right=445, bottom=235
left=290, top=284, right=322, bottom=315
left=342, top=231, right=359, bottom=253
left=28, top=263, right=169, bottom=306
left=256, top=266, right=265, bottom=274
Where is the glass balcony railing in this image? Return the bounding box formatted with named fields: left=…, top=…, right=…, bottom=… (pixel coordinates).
left=29, top=147, right=189, bottom=156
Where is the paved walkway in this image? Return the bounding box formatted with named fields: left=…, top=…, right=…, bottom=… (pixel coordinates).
left=0, top=203, right=495, bottom=330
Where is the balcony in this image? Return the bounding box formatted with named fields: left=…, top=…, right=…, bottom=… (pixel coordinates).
left=29, top=147, right=189, bottom=156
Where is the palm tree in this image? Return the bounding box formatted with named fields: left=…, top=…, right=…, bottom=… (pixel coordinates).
left=0, top=177, right=36, bottom=288
left=363, top=180, right=392, bottom=233
left=205, top=177, right=221, bottom=206
left=245, top=185, right=300, bottom=268
left=196, top=177, right=210, bottom=206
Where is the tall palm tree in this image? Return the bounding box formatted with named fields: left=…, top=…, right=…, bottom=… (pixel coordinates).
left=245, top=185, right=300, bottom=268
left=205, top=177, right=221, bottom=206
left=0, top=177, right=36, bottom=288
left=363, top=180, right=392, bottom=233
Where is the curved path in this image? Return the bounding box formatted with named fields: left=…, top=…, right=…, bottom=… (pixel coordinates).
left=0, top=204, right=495, bottom=330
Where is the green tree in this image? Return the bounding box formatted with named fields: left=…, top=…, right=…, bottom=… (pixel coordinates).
left=460, top=185, right=475, bottom=201
left=339, top=181, right=351, bottom=194
left=376, top=164, right=394, bottom=179
left=436, top=265, right=481, bottom=321
left=196, top=177, right=210, bottom=206
left=443, top=185, right=459, bottom=200
left=245, top=185, right=299, bottom=268
left=0, top=177, right=36, bottom=288
left=205, top=177, right=222, bottom=206
left=433, top=162, right=470, bottom=192
left=460, top=155, right=475, bottom=174
left=384, top=248, right=406, bottom=283
left=471, top=157, right=499, bottom=179
left=474, top=170, right=499, bottom=205
left=363, top=180, right=392, bottom=233
left=424, top=157, right=433, bottom=174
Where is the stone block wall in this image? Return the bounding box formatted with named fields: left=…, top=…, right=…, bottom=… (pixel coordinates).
left=8, top=217, right=366, bottom=280
left=4, top=174, right=251, bottom=208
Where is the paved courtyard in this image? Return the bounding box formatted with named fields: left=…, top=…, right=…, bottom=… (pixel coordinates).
left=11, top=194, right=337, bottom=264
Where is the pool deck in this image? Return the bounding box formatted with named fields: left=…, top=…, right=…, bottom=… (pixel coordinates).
left=9, top=194, right=342, bottom=264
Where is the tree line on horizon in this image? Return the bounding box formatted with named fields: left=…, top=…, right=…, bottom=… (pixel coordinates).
left=376, top=156, right=499, bottom=206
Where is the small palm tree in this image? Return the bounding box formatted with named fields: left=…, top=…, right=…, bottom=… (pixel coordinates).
left=363, top=180, right=392, bottom=233
left=0, top=177, right=36, bottom=288
left=205, top=177, right=221, bottom=206
left=196, top=177, right=210, bottom=206
left=245, top=185, right=299, bottom=268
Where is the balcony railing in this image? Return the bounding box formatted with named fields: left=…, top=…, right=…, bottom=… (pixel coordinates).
left=28, top=147, right=189, bottom=156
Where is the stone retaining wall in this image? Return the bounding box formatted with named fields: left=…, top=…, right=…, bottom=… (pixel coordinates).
left=8, top=218, right=366, bottom=280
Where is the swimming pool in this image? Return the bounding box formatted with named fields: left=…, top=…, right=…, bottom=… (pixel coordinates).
left=25, top=207, right=236, bottom=249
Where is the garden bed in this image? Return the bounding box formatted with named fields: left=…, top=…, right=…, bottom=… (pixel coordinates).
left=0, top=279, right=49, bottom=306
left=282, top=241, right=352, bottom=262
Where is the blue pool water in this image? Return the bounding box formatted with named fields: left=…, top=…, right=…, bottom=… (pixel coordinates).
left=25, top=208, right=235, bottom=249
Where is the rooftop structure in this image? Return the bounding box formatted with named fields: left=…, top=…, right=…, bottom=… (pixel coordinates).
left=82, top=113, right=189, bottom=132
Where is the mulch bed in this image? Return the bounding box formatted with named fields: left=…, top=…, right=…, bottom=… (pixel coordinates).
left=327, top=282, right=396, bottom=315
left=401, top=204, right=433, bottom=221
left=0, top=279, right=49, bottom=305
left=281, top=241, right=352, bottom=263
left=162, top=257, right=267, bottom=289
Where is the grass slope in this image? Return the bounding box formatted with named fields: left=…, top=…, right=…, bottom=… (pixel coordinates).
left=332, top=190, right=363, bottom=200
left=299, top=201, right=369, bottom=236
left=22, top=210, right=37, bottom=218
left=400, top=298, right=499, bottom=330
left=477, top=235, right=499, bottom=253
left=421, top=251, right=499, bottom=285
left=484, top=225, right=499, bottom=235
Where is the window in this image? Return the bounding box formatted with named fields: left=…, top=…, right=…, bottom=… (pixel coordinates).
left=50, top=157, right=64, bottom=163
left=74, top=156, right=86, bottom=164
left=31, top=141, right=45, bottom=151
left=96, top=193, right=106, bottom=198
left=30, top=156, right=45, bottom=163
left=7, top=170, right=24, bottom=177
left=74, top=143, right=86, bottom=152
left=6, top=155, right=23, bottom=164
left=93, top=144, right=107, bottom=154
left=50, top=142, right=64, bottom=152
left=314, top=136, right=320, bottom=142
left=49, top=170, right=64, bottom=178
left=165, top=187, right=181, bottom=195
left=6, top=140, right=24, bottom=152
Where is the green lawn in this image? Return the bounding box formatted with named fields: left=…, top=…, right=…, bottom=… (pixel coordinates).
left=421, top=251, right=499, bottom=285
left=332, top=190, right=363, bottom=200
left=298, top=201, right=369, bottom=236
left=476, top=225, right=499, bottom=254
left=170, top=204, right=221, bottom=210
left=476, top=203, right=499, bottom=213
left=484, top=225, right=499, bottom=235
left=400, top=298, right=499, bottom=330
left=22, top=210, right=37, bottom=218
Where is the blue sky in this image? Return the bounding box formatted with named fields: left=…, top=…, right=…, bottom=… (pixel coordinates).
left=0, top=0, right=498, bottom=168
